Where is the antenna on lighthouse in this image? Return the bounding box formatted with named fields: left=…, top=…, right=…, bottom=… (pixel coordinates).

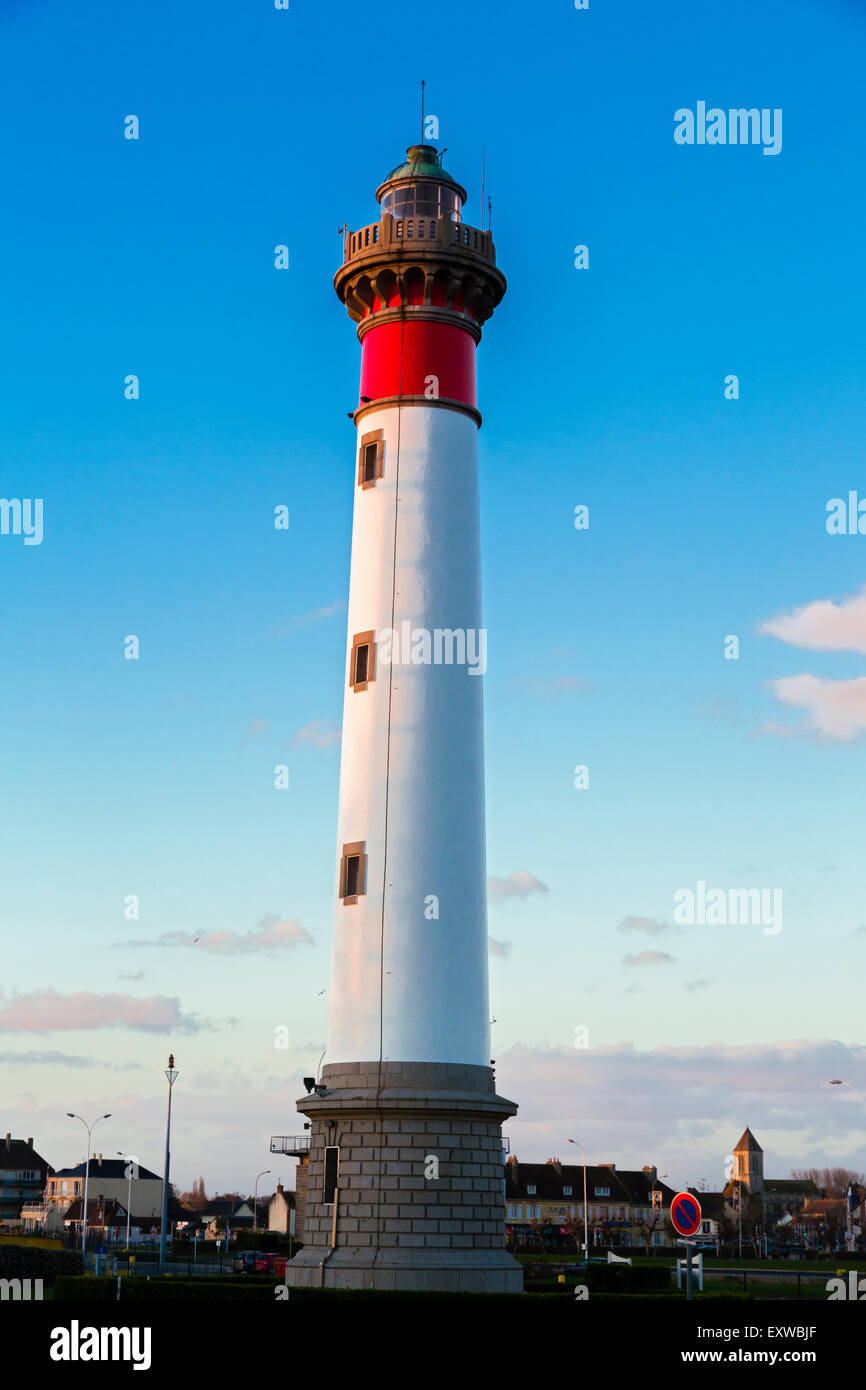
left=481, top=149, right=486, bottom=230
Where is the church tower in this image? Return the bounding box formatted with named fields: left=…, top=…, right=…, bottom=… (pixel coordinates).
left=733, top=1127, right=764, bottom=1193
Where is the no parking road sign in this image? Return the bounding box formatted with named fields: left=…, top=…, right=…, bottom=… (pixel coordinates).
left=670, top=1191, right=702, bottom=1238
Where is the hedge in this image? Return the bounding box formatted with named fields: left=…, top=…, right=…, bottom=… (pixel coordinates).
left=55, top=1277, right=278, bottom=1301
left=55, top=1266, right=676, bottom=1302
left=54, top=1276, right=551, bottom=1301
left=0, top=1246, right=83, bottom=1280
left=523, top=1265, right=671, bottom=1294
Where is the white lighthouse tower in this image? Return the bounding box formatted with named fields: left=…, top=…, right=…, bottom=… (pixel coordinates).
left=284, top=142, right=521, bottom=1292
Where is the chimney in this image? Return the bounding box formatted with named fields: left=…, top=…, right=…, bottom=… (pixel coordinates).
left=599, top=1162, right=616, bottom=1170
left=27, top=1138, right=33, bottom=1148
left=4, top=1134, right=10, bottom=1150
left=642, top=1164, right=657, bottom=1182
left=97, top=1154, right=102, bottom=1165
left=545, top=1157, right=562, bottom=1173
left=277, top=1182, right=283, bottom=1194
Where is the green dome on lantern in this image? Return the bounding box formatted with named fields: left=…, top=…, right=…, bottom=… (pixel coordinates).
left=376, top=144, right=467, bottom=205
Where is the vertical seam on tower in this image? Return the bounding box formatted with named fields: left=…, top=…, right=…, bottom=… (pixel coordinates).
left=373, top=303, right=406, bottom=1256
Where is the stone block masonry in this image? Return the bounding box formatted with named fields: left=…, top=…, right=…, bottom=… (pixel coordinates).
left=284, top=1062, right=522, bottom=1292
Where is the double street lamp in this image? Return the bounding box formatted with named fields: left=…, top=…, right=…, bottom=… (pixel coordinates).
left=826, top=1079, right=866, bottom=1252
left=66, top=1112, right=111, bottom=1256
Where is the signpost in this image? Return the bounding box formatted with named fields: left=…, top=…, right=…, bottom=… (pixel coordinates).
left=670, top=1191, right=702, bottom=1301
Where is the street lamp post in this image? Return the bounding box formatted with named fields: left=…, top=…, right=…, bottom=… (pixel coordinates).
left=826, top=1080, right=866, bottom=1252
left=568, top=1139, right=590, bottom=1264
left=117, top=1152, right=133, bottom=1252
left=254, top=1170, right=271, bottom=1233
left=650, top=1174, right=668, bottom=1252
left=158, top=1055, right=179, bottom=1276
left=66, top=1112, right=111, bottom=1258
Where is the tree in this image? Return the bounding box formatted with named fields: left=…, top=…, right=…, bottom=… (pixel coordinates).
left=561, top=1211, right=587, bottom=1258
left=527, top=1217, right=547, bottom=1254
left=180, top=1177, right=208, bottom=1213
left=634, top=1209, right=664, bottom=1256
left=790, top=1168, right=866, bottom=1199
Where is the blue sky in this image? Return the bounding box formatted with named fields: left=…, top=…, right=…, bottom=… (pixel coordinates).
left=1, top=0, right=865, bottom=1194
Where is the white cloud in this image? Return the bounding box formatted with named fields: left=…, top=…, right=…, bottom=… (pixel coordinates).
left=488, top=871, right=549, bottom=902
left=291, top=719, right=341, bottom=749
left=122, top=916, right=314, bottom=954
left=622, top=951, right=675, bottom=967
left=758, top=587, right=866, bottom=655
left=619, top=916, right=670, bottom=936
left=765, top=674, right=866, bottom=741
left=240, top=718, right=269, bottom=747
left=271, top=601, right=346, bottom=638
left=0, top=991, right=202, bottom=1034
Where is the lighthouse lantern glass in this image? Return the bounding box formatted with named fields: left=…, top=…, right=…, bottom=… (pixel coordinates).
left=380, top=181, right=462, bottom=223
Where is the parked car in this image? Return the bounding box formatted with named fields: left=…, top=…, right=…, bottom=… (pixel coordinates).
left=232, top=1252, right=258, bottom=1274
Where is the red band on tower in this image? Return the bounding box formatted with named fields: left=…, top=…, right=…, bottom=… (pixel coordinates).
left=359, top=320, right=477, bottom=408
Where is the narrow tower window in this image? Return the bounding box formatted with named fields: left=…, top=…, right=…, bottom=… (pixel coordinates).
left=357, top=429, right=384, bottom=488
left=349, top=630, right=376, bottom=692
left=323, top=1146, right=340, bottom=1204
left=339, top=841, right=367, bottom=905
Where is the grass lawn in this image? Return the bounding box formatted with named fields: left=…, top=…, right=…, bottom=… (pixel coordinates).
left=516, top=1251, right=865, bottom=1274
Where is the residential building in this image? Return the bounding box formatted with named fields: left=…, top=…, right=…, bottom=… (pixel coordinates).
left=794, top=1196, right=863, bottom=1249
left=62, top=1197, right=130, bottom=1243
left=35, top=1155, right=163, bottom=1234
left=266, top=1182, right=296, bottom=1237
left=62, top=1194, right=191, bottom=1245
left=0, top=1135, right=51, bottom=1229
left=505, top=1158, right=676, bottom=1248
left=199, top=1199, right=254, bottom=1239
left=762, top=1177, right=820, bottom=1224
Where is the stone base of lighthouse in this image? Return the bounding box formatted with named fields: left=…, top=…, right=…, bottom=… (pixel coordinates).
left=283, top=1062, right=523, bottom=1293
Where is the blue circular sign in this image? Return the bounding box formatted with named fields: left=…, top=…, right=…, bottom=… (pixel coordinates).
left=670, top=1191, right=702, bottom=1237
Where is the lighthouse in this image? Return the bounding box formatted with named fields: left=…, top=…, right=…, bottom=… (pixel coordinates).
left=283, top=142, right=521, bottom=1292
